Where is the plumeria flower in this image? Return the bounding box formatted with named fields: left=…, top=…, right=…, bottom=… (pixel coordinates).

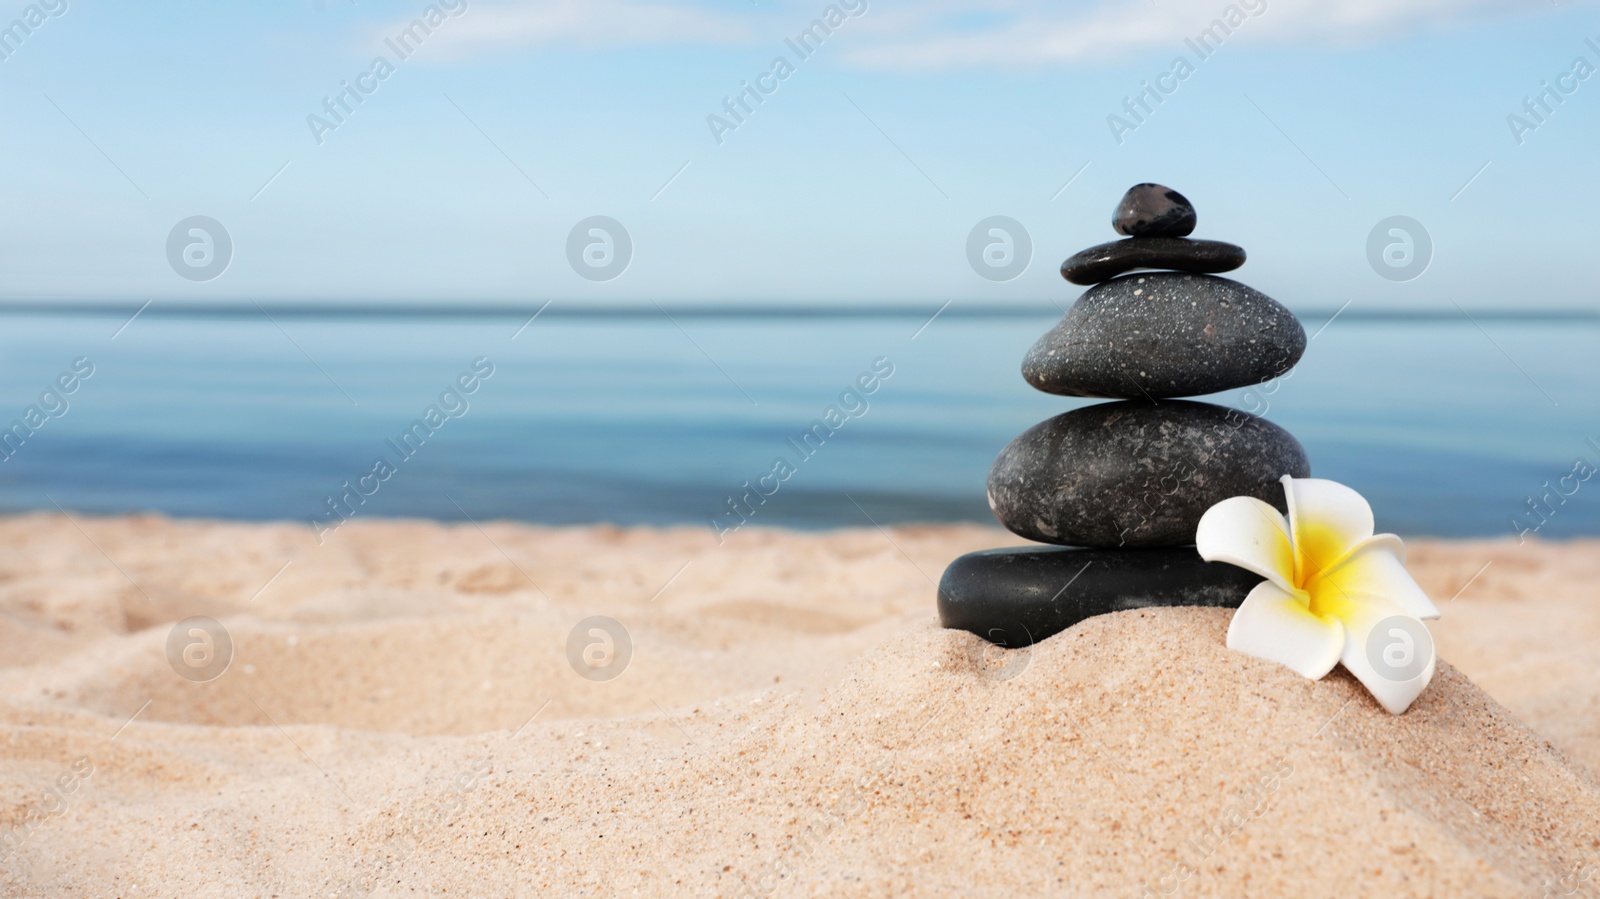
left=1196, top=475, right=1440, bottom=714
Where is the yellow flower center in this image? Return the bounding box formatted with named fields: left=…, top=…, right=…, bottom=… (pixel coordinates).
left=1292, top=519, right=1351, bottom=586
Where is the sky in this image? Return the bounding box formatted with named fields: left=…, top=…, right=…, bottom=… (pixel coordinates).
left=0, top=0, right=1596, bottom=310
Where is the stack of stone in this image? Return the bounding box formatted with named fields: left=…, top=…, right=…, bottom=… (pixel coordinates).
left=939, top=184, right=1310, bottom=649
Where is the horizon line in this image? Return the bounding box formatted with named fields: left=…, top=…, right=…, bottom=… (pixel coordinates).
left=0, top=300, right=1594, bottom=322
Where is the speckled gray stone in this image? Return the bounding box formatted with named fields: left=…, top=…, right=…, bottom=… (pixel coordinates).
left=1061, top=237, right=1245, bottom=285
left=986, top=400, right=1309, bottom=547
left=1113, top=183, right=1196, bottom=238
left=1022, top=272, right=1305, bottom=400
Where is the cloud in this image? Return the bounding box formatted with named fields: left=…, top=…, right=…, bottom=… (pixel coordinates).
left=408, top=0, right=755, bottom=58
left=841, top=0, right=1587, bottom=70
left=393, top=0, right=1584, bottom=67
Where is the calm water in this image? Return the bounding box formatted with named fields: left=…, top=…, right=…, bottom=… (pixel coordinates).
left=1, top=307, right=1596, bottom=539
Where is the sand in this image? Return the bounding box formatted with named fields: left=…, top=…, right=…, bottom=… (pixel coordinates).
left=1, top=514, right=1597, bottom=897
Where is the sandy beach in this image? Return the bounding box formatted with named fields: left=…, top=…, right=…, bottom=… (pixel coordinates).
left=1, top=515, right=1597, bottom=897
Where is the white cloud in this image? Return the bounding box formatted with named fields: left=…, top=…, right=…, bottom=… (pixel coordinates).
left=403, top=0, right=755, bottom=58
left=842, top=0, right=1588, bottom=70
left=392, top=0, right=1585, bottom=67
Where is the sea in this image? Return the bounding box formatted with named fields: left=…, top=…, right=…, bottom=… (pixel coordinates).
left=1, top=305, right=1596, bottom=540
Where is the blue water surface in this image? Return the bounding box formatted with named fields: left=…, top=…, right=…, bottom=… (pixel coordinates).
left=0, top=308, right=1595, bottom=539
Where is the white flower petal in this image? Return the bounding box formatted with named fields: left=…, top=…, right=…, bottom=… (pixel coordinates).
left=1226, top=580, right=1344, bottom=680
left=1281, top=476, right=1376, bottom=582
left=1196, top=496, right=1297, bottom=595
left=1331, top=594, right=1437, bottom=715
left=1313, top=534, right=1440, bottom=621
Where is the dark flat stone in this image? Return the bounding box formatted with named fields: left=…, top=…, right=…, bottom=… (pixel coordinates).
left=987, top=400, right=1309, bottom=547
left=1023, top=272, right=1305, bottom=399
left=1113, top=183, right=1196, bottom=238
left=1061, top=237, right=1245, bottom=286
left=938, top=544, right=1261, bottom=646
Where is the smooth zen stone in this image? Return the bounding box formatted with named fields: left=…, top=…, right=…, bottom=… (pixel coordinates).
left=1061, top=237, right=1245, bottom=285
left=1113, top=183, right=1196, bottom=238
left=938, top=545, right=1261, bottom=646
left=986, top=400, right=1309, bottom=548
left=1023, top=272, right=1305, bottom=399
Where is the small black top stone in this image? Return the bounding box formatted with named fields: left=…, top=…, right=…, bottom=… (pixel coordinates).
left=1113, top=183, right=1196, bottom=238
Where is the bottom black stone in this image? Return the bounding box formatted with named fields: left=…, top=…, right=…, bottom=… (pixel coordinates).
left=937, top=545, right=1262, bottom=647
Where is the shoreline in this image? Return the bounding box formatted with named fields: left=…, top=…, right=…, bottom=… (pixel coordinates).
left=4, top=507, right=1589, bottom=542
